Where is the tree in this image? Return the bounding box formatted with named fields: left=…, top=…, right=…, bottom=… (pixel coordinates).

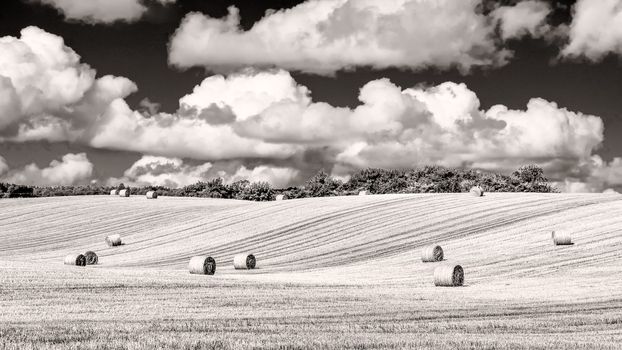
left=304, top=170, right=342, bottom=197
left=5, top=184, right=34, bottom=198
left=228, top=179, right=250, bottom=199
left=512, top=165, right=546, bottom=184
left=237, top=181, right=273, bottom=201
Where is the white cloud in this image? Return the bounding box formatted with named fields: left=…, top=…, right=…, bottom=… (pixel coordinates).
left=591, top=156, right=622, bottom=185
left=491, top=1, right=551, bottom=40
left=0, top=155, right=8, bottom=176
left=110, top=155, right=213, bottom=188
left=0, top=27, right=137, bottom=143
left=553, top=180, right=594, bottom=193
left=0, top=29, right=300, bottom=162
left=234, top=75, right=603, bottom=179
left=228, top=165, right=299, bottom=188
left=34, top=0, right=147, bottom=24
left=178, top=69, right=310, bottom=120
left=551, top=155, right=622, bottom=192
left=169, top=0, right=511, bottom=74
left=561, top=0, right=622, bottom=60
left=0, top=26, right=95, bottom=116
left=0, top=76, right=21, bottom=130
left=0, top=153, right=93, bottom=186
left=88, top=98, right=298, bottom=160
left=110, top=155, right=299, bottom=188
left=0, top=27, right=615, bottom=191
left=138, top=97, right=161, bottom=116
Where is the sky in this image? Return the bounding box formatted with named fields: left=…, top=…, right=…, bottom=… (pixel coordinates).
left=0, top=0, right=621, bottom=192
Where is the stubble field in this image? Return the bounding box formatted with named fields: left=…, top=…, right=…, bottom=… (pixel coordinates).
left=1, top=193, right=621, bottom=349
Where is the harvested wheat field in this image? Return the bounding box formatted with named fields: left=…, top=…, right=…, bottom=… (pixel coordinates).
left=1, top=193, right=622, bottom=349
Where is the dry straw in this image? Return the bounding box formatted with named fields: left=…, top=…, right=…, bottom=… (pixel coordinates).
left=84, top=251, right=98, bottom=265
left=188, top=256, right=216, bottom=275
left=233, top=253, right=256, bottom=269
left=118, top=189, right=130, bottom=197
left=358, top=191, right=368, bottom=196
left=275, top=194, right=287, bottom=201
left=64, top=254, right=86, bottom=266
left=109, top=189, right=118, bottom=195
left=146, top=191, right=158, bottom=199
left=105, top=234, right=122, bottom=247
left=470, top=186, right=484, bottom=197
left=421, top=245, right=444, bottom=262
left=552, top=231, right=572, bottom=245
left=434, top=265, right=464, bottom=287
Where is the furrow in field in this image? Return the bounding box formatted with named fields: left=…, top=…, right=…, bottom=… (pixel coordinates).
left=1, top=194, right=621, bottom=288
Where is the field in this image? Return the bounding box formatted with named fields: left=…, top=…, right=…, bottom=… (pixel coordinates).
left=1, top=193, right=622, bottom=349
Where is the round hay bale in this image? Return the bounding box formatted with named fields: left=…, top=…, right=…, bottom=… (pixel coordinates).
left=84, top=251, right=98, bottom=265
left=64, top=254, right=86, bottom=266
left=118, top=189, right=130, bottom=197
left=188, top=256, right=216, bottom=275
left=146, top=191, right=158, bottom=199
left=275, top=194, right=287, bottom=201
left=434, top=265, right=464, bottom=287
left=233, top=253, right=256, bottom=269
left=421, top=245, right=444, bottom=262
left=553, top=231, right=572, bottom=245
left=110, top=189, right=118, bottom=196
left=105, top=234, right=122, bottom=247
left=470, top=186, right=484, bottom=197
left=358, top=190, right=368, bottom=196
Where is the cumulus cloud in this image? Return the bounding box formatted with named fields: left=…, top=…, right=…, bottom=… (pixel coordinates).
left=491, top=0, right=551, bottom=40
left=0, top=27, right=137, bottom=143
left=0, top=27, right=615, bottom=191
left=110, top=155, right=299, bottom=188
left=109, top=156, right=213, bottom=188
left=591, top=156, right=622, bottom=186
left=138, top=97, right=161, bottom=116
left=561, top=0, right=622, bottom=60
left=0, top=153, right=93, bottom=186
left=0, top=77, right=21, bottom=130
left=168, top=0, right=516, bottom=74
left=230, top=74, right=603, bottom=180
left=0, top=155, right=8, bottom=176
left=0, top=29, right=297, bottom=162
left=178, top=70, right=310, bottom=120
left=228, top=165, right=299, bottom=188
left=89, top=98, right=298, bottom=160
left=34, top=0, right=147, bottom=24
left=551, top=155, right=622, bottom=192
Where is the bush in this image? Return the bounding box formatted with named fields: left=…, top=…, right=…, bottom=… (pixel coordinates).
left=0, top=164, right=557, bottom=201
left=236, top=181, right=273, bottom=201
left=279, top=186, right=308, bottom=199
left=3, top=184, right=34, bottom=198
left=512, top=164, right=546, bottom=183
left=303, top=170, right=343, bottom=197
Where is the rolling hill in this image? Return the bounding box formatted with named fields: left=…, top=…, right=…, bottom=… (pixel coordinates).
left=1, top=193, right=621, bottom=349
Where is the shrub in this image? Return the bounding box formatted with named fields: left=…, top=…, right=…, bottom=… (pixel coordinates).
left=279, top=186, right=308, bottom=199
left=0, top=164, right=558, bottom=201
left=304, top=170, right=343, bottom=197
left=3, top=184, right=34, bottom=198
left=237, top=181, right=273, bottom=201
left=512, top=164, right=546, bottom=184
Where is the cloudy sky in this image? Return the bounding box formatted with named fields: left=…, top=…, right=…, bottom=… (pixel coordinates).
left=0, top=0, right=621, bottom=192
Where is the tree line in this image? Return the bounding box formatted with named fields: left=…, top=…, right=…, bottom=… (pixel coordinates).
left=0, top=164, right=556, bottom=200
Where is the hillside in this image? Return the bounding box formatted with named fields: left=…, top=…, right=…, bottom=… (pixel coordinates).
left=1, top=193, right=621, bottom=349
